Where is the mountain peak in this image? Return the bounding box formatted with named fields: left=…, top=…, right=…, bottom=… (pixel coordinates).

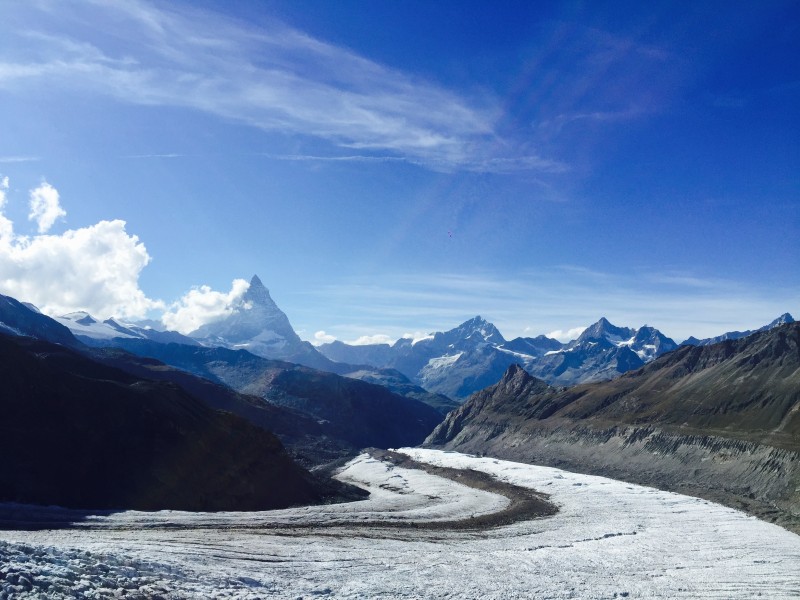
left=500, top=363, right=528, bottom=383
left=244, top=274, right=275, bottom=307
left=769, top=313, right=795, bottom=327
left=452, top=316, right=505, bottom=344
left=578, top=317, right=633, bottom=343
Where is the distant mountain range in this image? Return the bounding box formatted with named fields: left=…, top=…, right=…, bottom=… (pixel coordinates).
left=320, top=311, right=796, bottom=400
left=40, top=274, right=796, bottom=403
left=2, top=289, right=445, bottom=463
left=681, top=313, right=794, bottom=346
left=427, top=321, right=800, bottom=533
left=1, top=276, right=796, bottom=520
left=318, top=314, right=681, bottom=399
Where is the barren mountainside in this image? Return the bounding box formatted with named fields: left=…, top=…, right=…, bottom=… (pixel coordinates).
left=428, top=322, right=800, bottom=533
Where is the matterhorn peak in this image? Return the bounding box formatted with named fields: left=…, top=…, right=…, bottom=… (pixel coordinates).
left=249, top=274, right=265, bottom=289
left=243, top=274, right=278, bottom=309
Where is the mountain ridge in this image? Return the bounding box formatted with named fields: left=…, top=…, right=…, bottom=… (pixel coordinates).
left=426, top=321, right=800, bottom=533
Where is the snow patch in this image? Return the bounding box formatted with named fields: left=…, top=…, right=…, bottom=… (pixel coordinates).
left=425, top=352, right=463, bottom=369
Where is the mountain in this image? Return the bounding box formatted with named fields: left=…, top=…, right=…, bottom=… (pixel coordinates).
left=0, top=293, right=81, bottom=348
left=523, top=317, right=679, bottom=386
left=55, top=311, right=200, bottom=346
left=682, top=313, right=795, bottom=346
left=0, top=332, right=348, bottom=511
left=2, top=288, right=444, bottom=466
left=189, top=275, right=332, bottom=370
left=427, top=322, right=800, bottom=533
left=93, top=338, right=445, bottom=463
left=319, top=315, right=678, bottom=399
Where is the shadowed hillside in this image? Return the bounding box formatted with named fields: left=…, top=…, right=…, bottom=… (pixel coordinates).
left=0, top=333, right=351, bottom=511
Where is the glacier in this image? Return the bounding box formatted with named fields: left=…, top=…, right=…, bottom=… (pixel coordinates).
left=1, top=449, right=798, bottom=598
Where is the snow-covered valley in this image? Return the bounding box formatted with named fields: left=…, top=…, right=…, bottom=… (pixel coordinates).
left=2, top=449, right=799, bottom=599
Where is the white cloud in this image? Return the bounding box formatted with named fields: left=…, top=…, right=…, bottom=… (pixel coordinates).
left=347, top=334, right=393, bottom=346
left=313, top=330, right=336, bottom=345
left=546, top=326, right=587, bottom=343
left=402, top=331, right=434, bottom=344
left=0, top=179, right=162, bottom=319
left=28, top=181, right=66, bottom=233
left=161, top=279, right=250, bottom=334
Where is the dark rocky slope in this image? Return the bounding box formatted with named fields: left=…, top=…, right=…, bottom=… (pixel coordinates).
left=427, top=323, right=800, bottom=533
left=92, top=339, right=444, bottom=461
left=0, top=333, right=348, bottom=511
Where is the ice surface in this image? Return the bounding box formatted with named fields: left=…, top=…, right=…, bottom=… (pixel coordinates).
left=424, top=352, right=463, bottom=369
left=1, top=450, right=798, bottom=599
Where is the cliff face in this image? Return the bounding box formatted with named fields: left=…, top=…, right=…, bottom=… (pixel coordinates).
left=427, top=323, right=800, bottom=533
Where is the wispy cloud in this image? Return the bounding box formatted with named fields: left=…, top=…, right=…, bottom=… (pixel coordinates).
left=0, top=156, right=39, bottom=163
left=0, top=1, right=552, bottom=174
left=124, top=153, right=189, bottom=159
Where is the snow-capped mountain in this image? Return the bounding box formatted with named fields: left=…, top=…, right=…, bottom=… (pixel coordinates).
left=0, top=293, right=81, bottom=348
left=521, top=317, right=678, bottom=387
left=682, top=313, right=795, bottom=346
left=319, top=316, right=680, bottom=399
left=54, top=311, right=199, bottom=346
left=188, top=275, right=332, bottom=369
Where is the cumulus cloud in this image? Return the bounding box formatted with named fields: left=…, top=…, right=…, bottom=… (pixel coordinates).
left=0, top=179, right=162, bottom=319
left=28, top=181, right=66, bottom=233
left=313, top=330, right=336, bottom=345
left=546, top=326, right=587, bottom=343
left=348, top=334, right=393, bottom=346
left=161, top=279, right=250, bottom=334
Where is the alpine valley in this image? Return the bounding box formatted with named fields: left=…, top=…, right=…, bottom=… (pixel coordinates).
left=1, top=276, right=798, bottom=533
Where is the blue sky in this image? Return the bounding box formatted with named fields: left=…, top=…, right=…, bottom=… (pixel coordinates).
left=0, top=0, right=797, bottom=343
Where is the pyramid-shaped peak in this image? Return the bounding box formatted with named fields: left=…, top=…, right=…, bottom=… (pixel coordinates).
left=501, top=363, right=528, bottom=382
left=249, top=274, right=266, bottom=289
left=244, top=274, right=276, bottom=306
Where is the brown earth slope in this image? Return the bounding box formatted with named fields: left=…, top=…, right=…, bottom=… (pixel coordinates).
left=427, top=322, right=800, bottom=533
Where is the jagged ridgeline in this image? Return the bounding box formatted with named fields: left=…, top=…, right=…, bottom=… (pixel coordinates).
left=427, top=322, right=800, bottom=533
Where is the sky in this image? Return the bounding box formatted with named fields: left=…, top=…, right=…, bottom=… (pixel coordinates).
left=0, top=0, right=798, bottom=344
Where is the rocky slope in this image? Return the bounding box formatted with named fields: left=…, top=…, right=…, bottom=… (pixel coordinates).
left=95, top=339, right=445, bottom=462
left=0, top=333, right=347, bottom=511
left=427, top=323, right=800, bottom=533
